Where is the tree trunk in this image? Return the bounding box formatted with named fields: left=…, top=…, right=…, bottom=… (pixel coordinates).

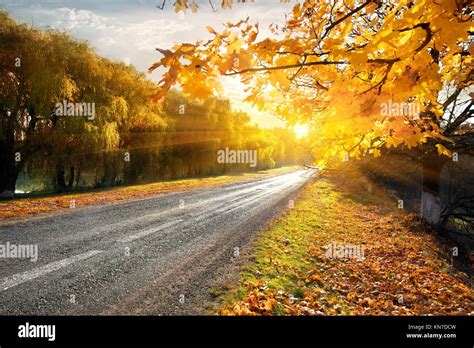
left=0, top=122, right=17, bottom=197
left=75, top=166, right=81, bottom=188
left=67, top=166, right=75, bottom=189
left=101, top=154, right=117, bottom=187
left=420, top=152, right=447, bottom=226
left=55, top=163, right=67, bottom=192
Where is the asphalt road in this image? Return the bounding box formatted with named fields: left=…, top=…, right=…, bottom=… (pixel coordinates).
left=0, top=169, right=317, bottom=315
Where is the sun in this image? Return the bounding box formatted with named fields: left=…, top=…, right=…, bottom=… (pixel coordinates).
left=293, top=124, right=309, bottom=139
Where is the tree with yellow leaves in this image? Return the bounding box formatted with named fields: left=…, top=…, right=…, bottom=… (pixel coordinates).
left=151, top=0, right=473, bottom=226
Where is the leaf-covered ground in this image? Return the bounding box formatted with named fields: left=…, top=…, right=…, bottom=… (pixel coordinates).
left=0, top=166, right=297, bottom=219
left=218, top=178, right=473, bottom=315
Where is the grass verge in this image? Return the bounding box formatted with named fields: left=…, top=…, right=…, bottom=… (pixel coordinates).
left=217, top=177, right=473, bottom=315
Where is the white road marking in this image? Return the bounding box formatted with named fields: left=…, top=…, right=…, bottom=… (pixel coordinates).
left=0, top=250, right=103, bottom=291
left=118, top=219, right=183, bottom=243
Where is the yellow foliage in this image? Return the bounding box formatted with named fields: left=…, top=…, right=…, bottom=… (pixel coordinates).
left=435, top=144, right=452, bottom=157
left=149, top=0, right=472, bottom=163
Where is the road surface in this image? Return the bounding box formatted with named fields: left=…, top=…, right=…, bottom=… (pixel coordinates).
left=0, top=169, right=316, bottom=315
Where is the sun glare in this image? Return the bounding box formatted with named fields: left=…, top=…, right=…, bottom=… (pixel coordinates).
left=293, top=124, right=309, bottom=139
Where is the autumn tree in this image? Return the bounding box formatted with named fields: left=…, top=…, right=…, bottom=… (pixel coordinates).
left=0, top=12, right=68, bottom=195
left=0, top=12, right=169, bottom=193
left=150, top=0, right=473, bottom=226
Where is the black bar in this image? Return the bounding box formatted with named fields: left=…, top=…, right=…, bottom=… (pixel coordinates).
left=0, top=316, right=472, bottom=346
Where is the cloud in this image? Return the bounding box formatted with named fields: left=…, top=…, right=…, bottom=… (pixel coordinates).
left=53, top=8, right=108, bottom=30
left=120, top=19, right=194, bottom=51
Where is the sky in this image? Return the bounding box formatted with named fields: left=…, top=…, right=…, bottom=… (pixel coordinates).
left=0, top=0, right=295, bottom=128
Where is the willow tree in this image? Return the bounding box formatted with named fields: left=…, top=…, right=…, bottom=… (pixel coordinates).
left=0, top=12, right=115, bottom=193
left=0, top=12, right=68, bottom=195
left=0, top=12, right=170, bottom=193
left=150, top=0, right=473, bottom=225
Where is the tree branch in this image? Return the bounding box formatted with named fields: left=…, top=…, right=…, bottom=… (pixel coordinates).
left=320, top=0, right=373, bottom=40
left=223, top=60, right=345, bottom=75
